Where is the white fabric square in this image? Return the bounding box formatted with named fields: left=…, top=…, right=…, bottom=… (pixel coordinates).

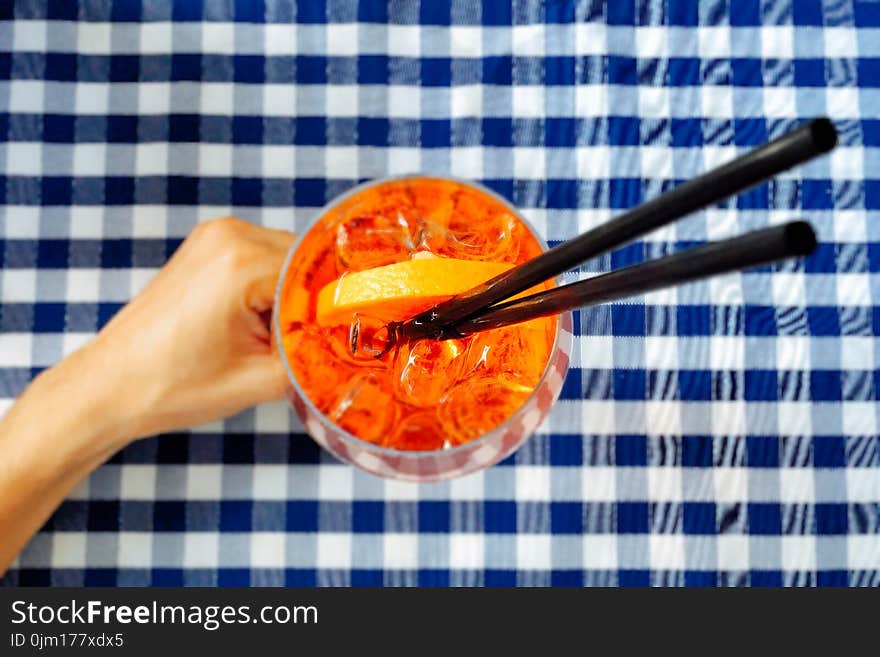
left=384, top=533, right=419, bottom=569
left=516, top=466, right=551, bottom=501
left=316, top=533, right=352, bottom=569
left=327, top=23, right=358, bottom=57
left=649, top=534, right=686, bottom=569
left=184, top=533, right=220, bottom=568
left=581, top=467, right=616, bottom=501
left=516, top=534, right=552, bottom=569
left=185, top=465, right=223, bottom=500
left=119, top=465, right=157, bottom=499
left=449, top=534, right=484, bottom=569
left=250, top=532, right=286, bottom=568
left=326, top=85, right=359, bottom=117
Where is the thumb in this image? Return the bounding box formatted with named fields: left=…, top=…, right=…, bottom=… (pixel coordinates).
left=220, top=354, right=290, bottom=410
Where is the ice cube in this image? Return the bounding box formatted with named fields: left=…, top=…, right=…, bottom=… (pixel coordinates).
left=421, top=211, right=520, bottom=263
left=346, top=313, right=395, bottom=364
left=284, top=327, right=358, bottom=412
left=437, top=377, right=532, bottom=445
left=335, top=211, right=418, bottom=271
left=386, top=411, right=446, bottom=451
left=460, top=321, right=550, bottom=388
left=393, top=338, right=467, bottom=408
left=329, top=371, right=399, bottom=444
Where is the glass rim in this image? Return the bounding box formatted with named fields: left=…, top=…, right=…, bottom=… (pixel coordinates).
left=272, top=173, right=572, bottom=460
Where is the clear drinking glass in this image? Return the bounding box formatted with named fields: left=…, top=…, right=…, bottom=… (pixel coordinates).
left=273, top=176, right=573, bottom=482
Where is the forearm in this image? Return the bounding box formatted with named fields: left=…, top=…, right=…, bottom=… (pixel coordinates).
left=0, top=344, right=135, bottom=574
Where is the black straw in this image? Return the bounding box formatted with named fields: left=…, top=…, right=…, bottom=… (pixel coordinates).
left=397, top=118, right=836, bottom=342
left=444, top=221, right=817, bottom=338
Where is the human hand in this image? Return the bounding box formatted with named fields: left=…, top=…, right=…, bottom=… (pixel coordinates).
left=82, top=217, right=297, bottom=446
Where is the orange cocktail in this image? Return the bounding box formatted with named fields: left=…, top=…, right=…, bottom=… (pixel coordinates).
left=275, top=176, right=571, bottom=480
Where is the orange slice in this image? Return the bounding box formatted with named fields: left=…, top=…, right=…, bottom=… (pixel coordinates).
left=315, top=255, right=512, bottom=326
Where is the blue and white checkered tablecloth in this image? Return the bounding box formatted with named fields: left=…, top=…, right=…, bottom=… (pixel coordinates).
left=1, top=0, right=878, bottom=587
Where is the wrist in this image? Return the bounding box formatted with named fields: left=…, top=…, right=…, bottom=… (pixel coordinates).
left=27, top=341, right=143, bottom=460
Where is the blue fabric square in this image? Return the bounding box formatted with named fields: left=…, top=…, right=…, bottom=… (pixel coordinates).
left=682, top=436, right=714, bottom=467
left=801, top=179, right=834, bottom=209
left=745, top=306, right=778, bottom=336
left=614, top=369, right=646, bottom=399
left=43, top=114, right=75, bottom=142
left=420, top=119, right=450, bottom=147
left=747, top=436, right=780, bottom=467
left=670, top=118, right=702, bottom=146
left=83, top=569, right=118, bottom=586
left=730, top=0, right=761, bottom=26
left=813, top=436, right=846, bottom=467
left=685, top=571, right=718, bottom=587
left=294, top=178, right=326, bottom=206
left=484, top=570, right=516, bottom=586
left=484, top=501, right=517, bottom=533
left=816, top=570, right=849, bottom=586
left=419, top=2, right=448, bottom=25
left=549, top=434, right=582, bottom=466
left=617, top=502, right=649, bottom=533
left=37, top=240, right=68, bottom=267
left=856, top=57, right=880, bottom=88
left=745, top=370, right=779, bottom=401
left=285, top=569, right=317, bottom=586
left=45, top=53, right=77, bottom=81
left=679, top=370, right=713, bottom=401
left=810, top=371, right=843, bottom=401
left=153, top=571, right=191, bottom=586
left=235, top=0, right=265, bottom=22
left=351, top=569, right=383, bottom=586
left=676, top=305, right=711, bottom=335
left=296, top=0, right=325, bottom=23
left=668, top=58, right=701, bottom=86
left=352, top=501, right=384, bottom=532
left=607, top=56, right=638, bottom=85
left=668, top=0, right=699, bottom=26
left=866, top=180, right=880, bottom=209
left=748, top=503, right=782, bottom=535
left=483, top=55, right=512, bottom=84
left=792, top=0, right=824, bottom=25
left=750, top=570, right=783, bottom=586
left=539, top=58, right=572, bottom=87
left=551, top=570, right=583, bottom=586
left=794, top=59, right=826, bottom=86
left=607, top=1, right=635, bottom=25
left=358, top=117, right=389, bottom=146
left=618, top=569, right=650, bottom=586
left=218, top=569, right=250, bottom=586
left=421, top=58, right=451, bottom=86
left=153, top=501, right=186, bottom=531
left=418, top=570, right=449, bottom=587
left=483, top=118, right=513, bottom=147
left=41, top=177, right=73, bottom=205
left=358, top=55, right=388, bottom=84
left=611, top=304, right=645, bottom=336
left=616, top=435, right=647, bottom=466
left=232, top=177, right=262, bottom=206
left=33, top=303, right=65, bottom=332
left=683, top=503, right=717, bottom=533
left=609, top=178, right=643, bottom=208
left=219, top=501, right=252, bottom=531
left=807, top=307, right=840, bottom=336
left=418, top=501, right=450, bottom=532
left=854, top=2, right=880, bottom=27
left=285, top=502, right=318, bottom=531
left=551, top=502, right=583, bottom=534
left=815, top=504, right=848, bottom=534
left=731, top=58, right=763, bottom=86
